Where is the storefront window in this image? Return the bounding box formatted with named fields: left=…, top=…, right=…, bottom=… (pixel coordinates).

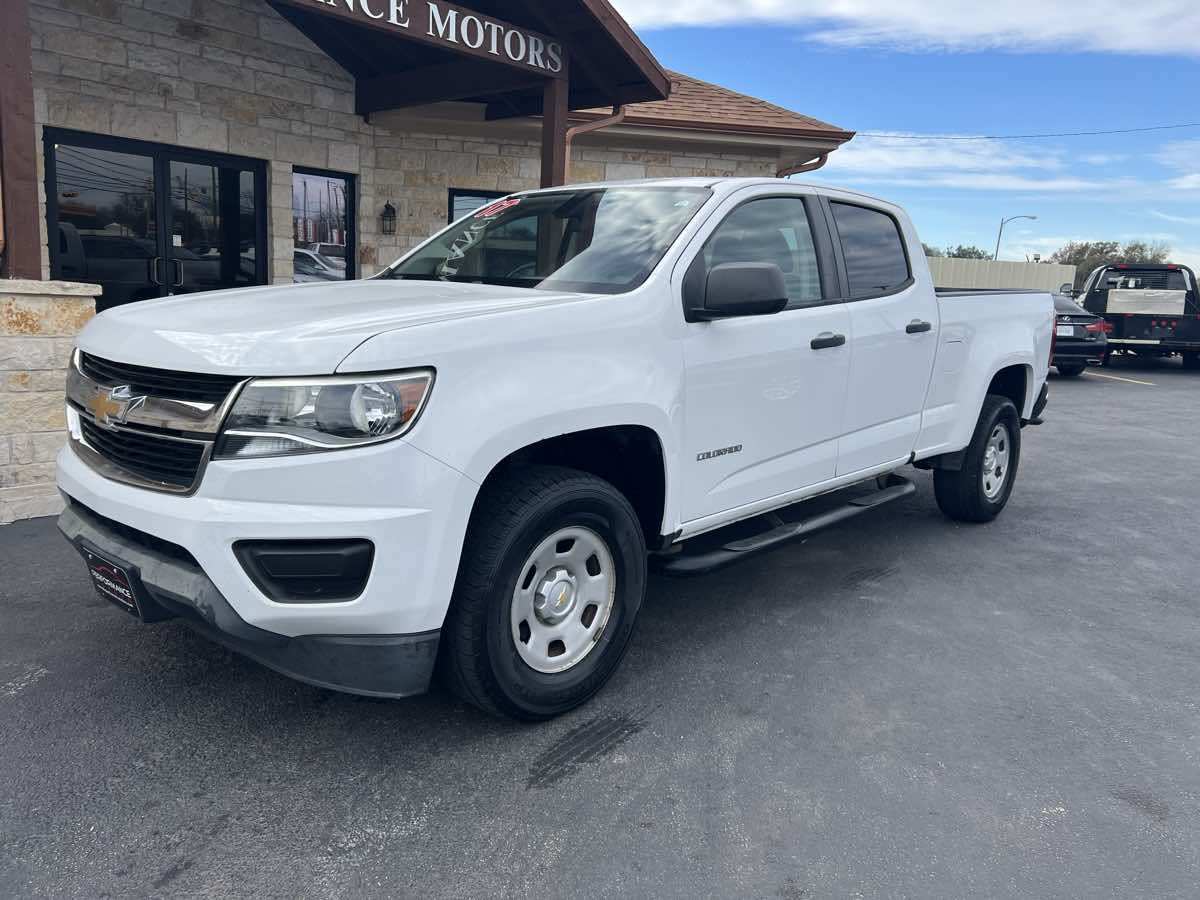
left=292, top=169, right=355, bottom=281
left=45, top=132, right=267, bottom=311
left=448, top=188, right=507, bottom=223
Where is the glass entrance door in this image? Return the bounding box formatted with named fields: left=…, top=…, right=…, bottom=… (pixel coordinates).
left=46, top=131, right=267, bottom=311
left=49, top=143, right=161, bottom=311
left=166, top=160, right=261, bottom=296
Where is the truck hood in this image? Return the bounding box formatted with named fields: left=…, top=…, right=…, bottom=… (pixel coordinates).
left=76, top=280, right=594, bottom=375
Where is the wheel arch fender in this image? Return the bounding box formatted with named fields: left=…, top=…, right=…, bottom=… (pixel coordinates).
left=460, top=411, right=678, bottom=547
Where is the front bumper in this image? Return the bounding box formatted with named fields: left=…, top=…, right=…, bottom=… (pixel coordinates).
left=58, top=500, right=440, bottom=698
left=56, top=434, right=480, bottom=639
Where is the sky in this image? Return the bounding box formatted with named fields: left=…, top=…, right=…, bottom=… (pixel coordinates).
left=611, top=0, right=1200, bottom=270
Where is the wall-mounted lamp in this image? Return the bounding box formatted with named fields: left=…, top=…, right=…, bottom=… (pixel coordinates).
left=380, top=201, right=397, bottom=236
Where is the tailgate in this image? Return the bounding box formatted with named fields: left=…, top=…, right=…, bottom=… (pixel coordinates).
left=1106, top=289, right=1187, bottom=316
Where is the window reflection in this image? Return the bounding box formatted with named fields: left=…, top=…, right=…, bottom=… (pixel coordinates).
left=293, top=170, right=353, bottom=281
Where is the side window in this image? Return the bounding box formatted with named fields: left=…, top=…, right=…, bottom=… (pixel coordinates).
left=701, top=197, right=823, bottom=308
left=830, top=202, right=910, bottom=298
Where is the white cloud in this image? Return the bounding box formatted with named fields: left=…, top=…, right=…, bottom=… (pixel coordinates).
left=612, top=1, right=1200, bottom=56
left=1080, top=153, right=1129, bottom=166
left=1156, top=140, right=1200, bottom=170
left=843, top=172, right=1120, bottom=192
left=1156, top=141, right=1200, bottom=191
left=1150, top=210, right=1200, bottom=226
left=806, top=134, right=1117, bottom=193
left=1171, top=246, right=1200, bottom=271
left=819, top=133, right=1063, bottom=174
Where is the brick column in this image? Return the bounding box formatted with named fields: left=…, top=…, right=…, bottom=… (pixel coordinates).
left=0, top=279, right=97, bottom=523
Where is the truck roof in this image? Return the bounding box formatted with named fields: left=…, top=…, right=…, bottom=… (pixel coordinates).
left=508, top=176, right=897, bottom=208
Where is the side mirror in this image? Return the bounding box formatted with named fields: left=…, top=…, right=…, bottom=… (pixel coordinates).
left=1059, top=282, right=1076, bottom=296
left=695, top=262, right=789, bottom=320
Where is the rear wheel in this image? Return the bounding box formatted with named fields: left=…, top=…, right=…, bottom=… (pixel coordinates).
left=934, top=395, right=1021, bottom=523
left=1182, top=352, right=1200, bottom=371
left=1056, top=362, right=1086, bottom=377
left=440, top=465, right=647, bottom=721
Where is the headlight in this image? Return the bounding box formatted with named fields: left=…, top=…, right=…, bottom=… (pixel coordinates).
left=214, top=370, right=434, bottom=459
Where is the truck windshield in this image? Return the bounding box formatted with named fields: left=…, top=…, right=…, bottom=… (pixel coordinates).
left=382, top=186, right=712, bottom=294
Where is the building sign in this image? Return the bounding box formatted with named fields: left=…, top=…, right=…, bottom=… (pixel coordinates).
left=297, top=0, right=566, bottom=76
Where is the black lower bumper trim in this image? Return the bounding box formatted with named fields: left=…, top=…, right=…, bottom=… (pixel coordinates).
left=57, top=501, right=439, bottom=699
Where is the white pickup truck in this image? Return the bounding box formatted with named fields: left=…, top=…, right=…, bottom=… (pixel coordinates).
left=57, top=178, right=1053, bottom=720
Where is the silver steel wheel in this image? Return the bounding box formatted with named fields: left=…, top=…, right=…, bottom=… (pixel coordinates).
left=510, top=526, right=617, bottom=674
left=981, top=423, right=1011, bottom=500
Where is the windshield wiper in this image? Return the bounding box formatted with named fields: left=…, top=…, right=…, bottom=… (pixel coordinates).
left=384, top=272, right=540, bottom=288
left=384, top=272, right=443, bottom=281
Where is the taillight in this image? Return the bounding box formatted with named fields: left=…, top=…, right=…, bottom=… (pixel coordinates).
left=1086, top=321, right=1113, bottom=334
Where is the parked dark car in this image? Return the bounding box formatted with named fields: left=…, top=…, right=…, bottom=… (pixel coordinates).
left=1053, top=293, right=1109, bottom=376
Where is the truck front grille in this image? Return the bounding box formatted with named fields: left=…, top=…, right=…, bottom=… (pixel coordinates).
left=78, top=418, right=207, bottom=490
left=80, top=353, right=243, bottom=404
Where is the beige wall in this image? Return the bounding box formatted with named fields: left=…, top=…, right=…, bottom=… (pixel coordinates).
left=0, top=281, right=97, bottom=524
left=29, top=0, right=782, bottom=283
left=927, top=257, right=1077, bottom=293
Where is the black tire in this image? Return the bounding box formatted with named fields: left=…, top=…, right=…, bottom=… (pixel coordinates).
left=1182, top=352, right=1200, bottom=371
left=1099, top=351, right=1112, bottom=367
left=934, top=395, right=1022, bottom=523
left=439, top=465, right=647, bottom=721
left=1056, top=363, right=1086, bottom=377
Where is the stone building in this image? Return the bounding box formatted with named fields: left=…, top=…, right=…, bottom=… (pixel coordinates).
left=0, top=0, right=853, bottom=522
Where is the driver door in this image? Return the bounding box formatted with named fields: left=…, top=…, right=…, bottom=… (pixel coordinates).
left=679, top=192, right=851, bottom=525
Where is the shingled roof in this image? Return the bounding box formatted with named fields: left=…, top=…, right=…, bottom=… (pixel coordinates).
left=580, top=71, right=854, bottom=144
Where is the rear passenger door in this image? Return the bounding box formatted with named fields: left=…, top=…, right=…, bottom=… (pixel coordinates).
left=826, top=199, right=940, bottom=476
left=679, top=192, right=851, bottom=524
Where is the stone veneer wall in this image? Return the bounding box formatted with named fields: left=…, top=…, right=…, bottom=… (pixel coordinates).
left=29, top=0, right=781, bottom=281
left=0, top=281, right=97, bottom=524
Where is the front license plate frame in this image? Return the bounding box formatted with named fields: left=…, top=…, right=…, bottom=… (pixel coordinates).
left=79, top=543, right=145, bottom=618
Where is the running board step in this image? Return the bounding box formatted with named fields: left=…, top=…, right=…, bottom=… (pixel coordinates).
left=653, top=476, right=916, bottom=577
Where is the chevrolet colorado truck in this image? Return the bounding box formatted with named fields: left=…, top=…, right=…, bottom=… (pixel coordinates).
left=57, top=178, right=1053, bottom=720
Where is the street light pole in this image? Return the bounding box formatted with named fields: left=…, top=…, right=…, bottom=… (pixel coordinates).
left=994, top=214, right=1038, bottom=260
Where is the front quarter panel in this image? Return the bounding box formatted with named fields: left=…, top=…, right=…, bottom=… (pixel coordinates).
left=336, top=287, right=684, bottom=529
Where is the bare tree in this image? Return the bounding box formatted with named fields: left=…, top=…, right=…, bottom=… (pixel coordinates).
left=944, top=245, right=992, bottom=260
left=1050, top=240, right=1172, bottom=289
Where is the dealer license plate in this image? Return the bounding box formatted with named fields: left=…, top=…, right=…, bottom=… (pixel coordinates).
left=80, top=546, right=142, bottom=617
left=1056, top=325, right=1075, bottom=338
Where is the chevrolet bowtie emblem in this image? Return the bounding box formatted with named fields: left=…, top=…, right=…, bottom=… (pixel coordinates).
left=88, top=385, right=145, bottom=429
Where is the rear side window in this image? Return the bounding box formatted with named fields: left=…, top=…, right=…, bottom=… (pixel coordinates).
left=1101, top=269, right=1187, bottom=291
left=830, top=202, right=910, bottom=298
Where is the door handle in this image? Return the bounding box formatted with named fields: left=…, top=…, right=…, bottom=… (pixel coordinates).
left=906, top=320, right=933, bottom=334
left=171, top=258, right=184, bottom=288
left=810, top=332, right=846, bottom=350
left=149, top=256, right=164, bottom=285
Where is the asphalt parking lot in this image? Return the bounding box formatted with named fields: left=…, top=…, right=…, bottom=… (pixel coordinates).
left=3, top=357, right=1200, bottom=899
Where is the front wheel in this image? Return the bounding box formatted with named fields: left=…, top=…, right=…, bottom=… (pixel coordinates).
left=1182, top=352, right=1200, bottom=371
left=1056, top=362, right=1086, bottom=377
left=440, top=465, right=647, bottom=720
left=934, top=395, right=1022, bottom=523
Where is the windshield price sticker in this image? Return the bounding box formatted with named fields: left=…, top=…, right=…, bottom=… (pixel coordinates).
left=474, top=198, right=522, bottom=219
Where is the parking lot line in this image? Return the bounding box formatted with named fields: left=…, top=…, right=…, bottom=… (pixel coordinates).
left=1086, top=371, right=1156, bottom=386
